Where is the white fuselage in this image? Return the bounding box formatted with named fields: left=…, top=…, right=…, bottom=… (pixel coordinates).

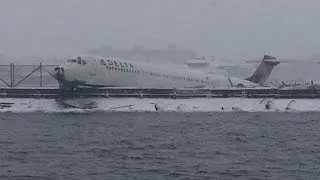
left=56, top=56, right=259, bottom=89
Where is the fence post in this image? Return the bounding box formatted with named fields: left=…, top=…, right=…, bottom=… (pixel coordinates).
left=10, top=63, right=15, bottom=87
left=40, top=62, right=43, bottom=87
left=13, top=63, right=15, bottom=87
left=9, top=63, right=12, bottom=87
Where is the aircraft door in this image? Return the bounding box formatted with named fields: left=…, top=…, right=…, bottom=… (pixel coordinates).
left=88, top=61, right=97, bottom=84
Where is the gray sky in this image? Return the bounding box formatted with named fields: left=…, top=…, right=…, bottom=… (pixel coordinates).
left=0, top=0, right=320, bottom=59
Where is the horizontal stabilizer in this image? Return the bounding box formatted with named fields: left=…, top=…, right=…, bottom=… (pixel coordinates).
left=263, top=55, right=276, bottom=61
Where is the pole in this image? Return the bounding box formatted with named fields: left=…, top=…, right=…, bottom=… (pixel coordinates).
left=10, top=63, right=12, bottom=87
left=12, top=63, right=15, bottom=87
left=10, top=63, right=15, bottom=87
left=40, top=62, right=43, bottom=87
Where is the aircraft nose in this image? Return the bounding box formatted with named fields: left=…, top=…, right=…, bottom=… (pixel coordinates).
left=52, top=66, right=65, bottom=83
left=54, top=66, right=64, bottom=76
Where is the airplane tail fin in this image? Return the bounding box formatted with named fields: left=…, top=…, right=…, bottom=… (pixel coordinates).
left=245, top=55, right=280, bottom=86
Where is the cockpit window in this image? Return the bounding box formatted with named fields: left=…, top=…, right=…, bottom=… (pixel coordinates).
left=67, top=59, right=77, bottom=63
left=67, top=59, right=86, bottom=65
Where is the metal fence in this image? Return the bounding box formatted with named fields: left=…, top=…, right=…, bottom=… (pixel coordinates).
left=0, top=63, right=59, bottom=87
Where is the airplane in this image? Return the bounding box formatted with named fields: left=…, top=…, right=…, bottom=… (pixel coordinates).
left=49, top=55, right=280, bottom=89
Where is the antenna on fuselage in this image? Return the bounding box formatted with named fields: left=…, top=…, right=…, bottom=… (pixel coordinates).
left=228, top=77, right=234, bottom=87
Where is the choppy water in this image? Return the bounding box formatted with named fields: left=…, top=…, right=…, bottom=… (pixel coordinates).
left=0, top=112, right=320, bottom=179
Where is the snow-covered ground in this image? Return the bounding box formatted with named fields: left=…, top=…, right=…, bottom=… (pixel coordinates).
left=0, top=98, right=319, bottom=113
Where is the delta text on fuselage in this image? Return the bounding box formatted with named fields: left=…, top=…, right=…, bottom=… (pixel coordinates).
left=100, top=59, right=134, bottom=69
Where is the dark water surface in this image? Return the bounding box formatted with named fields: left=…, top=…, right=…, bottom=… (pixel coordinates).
left=0, top=112, right=320, bottom=179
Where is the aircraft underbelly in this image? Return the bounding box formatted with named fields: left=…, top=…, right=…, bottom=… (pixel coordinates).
left=81, top=66, right=211, bottom=88
left=80, top=68, right=235, bottom=88
left=111, top=71, right=186, bottom=88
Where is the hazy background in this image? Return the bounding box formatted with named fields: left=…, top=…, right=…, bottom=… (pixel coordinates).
left=0, top=0, right=320, bottom=59
left=0, top=0, right=320, bottom=84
